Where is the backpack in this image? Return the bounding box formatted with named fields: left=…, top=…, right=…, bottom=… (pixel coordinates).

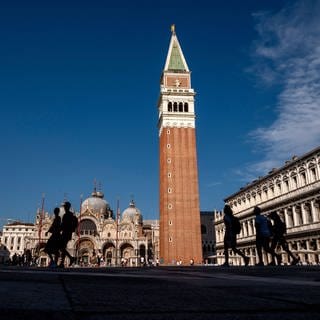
left=276, top=220, right=287, bottom=235
left=279, top=221, right=287, bottom=234
left=231, top=216, right=241, bottom=234
left=267, top=218, right=274, bottom=236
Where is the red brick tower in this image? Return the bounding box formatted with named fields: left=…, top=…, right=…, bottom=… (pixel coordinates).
left=158, top=25, right=202, bottom=265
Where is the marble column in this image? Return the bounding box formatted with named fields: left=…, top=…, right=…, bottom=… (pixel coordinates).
left=292, top=205, right=298, bottom=227
left=311, top=200, right=319, bottom=222
left=301, top=203, right=307, bottom=225
left=284, top=208, right=289, bottom=228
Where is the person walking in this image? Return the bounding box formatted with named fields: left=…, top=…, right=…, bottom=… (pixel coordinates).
left=58, top=201, right=77, bottom=268
left=254, top=206, right=281, bottom=266
left=269, top=211, right=300, bottom=265
left=223, top=204, right=249, bottom=266
left=44, top=207, right=61, bottom=267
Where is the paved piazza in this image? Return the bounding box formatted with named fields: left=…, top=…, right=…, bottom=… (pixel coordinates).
left=0, top=265, right=319, bottom=320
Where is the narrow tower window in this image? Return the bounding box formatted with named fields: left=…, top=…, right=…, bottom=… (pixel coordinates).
left=184, top=103, right=189, bottom=112
left=179, top=102, right=183, bottom=112
left=310, top=167, right=317, bottom=181
left=173, top=102, right=178, bottom=112
left=168, top=102, right=172, bottom=112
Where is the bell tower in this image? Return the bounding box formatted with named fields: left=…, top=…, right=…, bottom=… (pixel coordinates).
left=158, top=25, right=202, bottom=265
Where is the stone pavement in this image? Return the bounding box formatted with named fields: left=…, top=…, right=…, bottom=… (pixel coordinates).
left=0, top=265, right=319, bottom=320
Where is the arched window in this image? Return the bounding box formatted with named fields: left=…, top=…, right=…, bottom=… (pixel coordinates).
left=201, top=224, right=207, bottom=234
left=179, top=102, right=183, bottom=112
left=173, top=102, right=178, bottom=112
left=184, top=103, right=189, bottom=112
left=168, top=102, right=172, bottom=112
left=79, top=219, right=97, bottom=236
left=300, top=171, right=307, bottom=185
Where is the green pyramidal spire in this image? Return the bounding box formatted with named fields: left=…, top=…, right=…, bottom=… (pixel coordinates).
left=168, top=42, right=186, bottom=71
left=164, top=24, right=189, bottom=72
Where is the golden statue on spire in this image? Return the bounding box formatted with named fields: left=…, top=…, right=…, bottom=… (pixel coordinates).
left=171, top=24, right=175, bottom=34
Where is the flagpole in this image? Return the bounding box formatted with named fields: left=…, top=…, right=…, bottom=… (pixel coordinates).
left=115, top=198, right=120, bottom=267
left=38, top=193, right=45, bottom=251
left=77, top=194, right=83, bottom=265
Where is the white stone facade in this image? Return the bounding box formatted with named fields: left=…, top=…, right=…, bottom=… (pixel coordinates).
left=1, top=189, right=159, bottom=267
left=1, top=222, right=35, bottom=261
left=215, top=146, right=320, bottom=266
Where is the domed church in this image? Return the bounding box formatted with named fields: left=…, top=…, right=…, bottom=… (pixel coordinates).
left=30, top=187, right=159, bottom=267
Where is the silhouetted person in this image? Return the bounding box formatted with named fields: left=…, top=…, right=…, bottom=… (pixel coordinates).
left=223, top=204, right=249, bottom=266
left=45, top=207, right=61, bottom=267
left=58, top=201, right=76, bottom=268
left=254, top=206, right=281, bottom=266
left=12, top=253, right=18, bottom=266
left=24, top=249, right=32, bottom=266
left=269, top=211, right=300, bottom=265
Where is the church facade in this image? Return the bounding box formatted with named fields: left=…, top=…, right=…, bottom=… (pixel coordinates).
left=1, top=188, right=159, bottom=267
left=0, top=198, right=217, bottom=266
left=215, top=146, right=320, bottom=266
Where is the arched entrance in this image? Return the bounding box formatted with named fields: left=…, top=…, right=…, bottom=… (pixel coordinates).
left=77, top=238, right=95, bottom=266
left=120, top=243, right=134, bottom=267
left=34, top=242, right=47, bottom=266
left=102, top=242, right=115, bottom=266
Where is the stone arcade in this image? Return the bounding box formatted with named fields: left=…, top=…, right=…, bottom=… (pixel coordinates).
left=215, top=146, right=320, bottom=266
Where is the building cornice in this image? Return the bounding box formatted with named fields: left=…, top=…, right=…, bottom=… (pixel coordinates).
left=225, top=145, right=320, bottom=202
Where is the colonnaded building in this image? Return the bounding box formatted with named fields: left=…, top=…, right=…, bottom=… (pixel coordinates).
left=1, top=188, right=160, bottom=267
left=215, top=146, right=320, bottom=266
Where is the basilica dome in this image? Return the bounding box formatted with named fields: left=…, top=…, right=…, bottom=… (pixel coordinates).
left=122, top=201, right=142, bottom=223
left=81, top=189, right=109, bottom=215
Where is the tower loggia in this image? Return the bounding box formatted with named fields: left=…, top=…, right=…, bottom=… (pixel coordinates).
left=158, top=25, right=202, bottom=265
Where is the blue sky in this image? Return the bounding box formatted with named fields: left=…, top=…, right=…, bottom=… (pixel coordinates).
left=1, top=0, right=320, bottom=227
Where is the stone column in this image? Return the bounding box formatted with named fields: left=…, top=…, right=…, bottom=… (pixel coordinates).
left=296, top=241, right=301, bottom=257
left=251, top=219, right=255, bottom=236
left=311, top=200, right=319, bottom=222
left=306, top=167, right=311, bottom=184
left=301, top=203, right=307, bottom=225
left=292, top=205, right=298, bottom=227
left=248, top=248, right=252, bottom=265
left=243, top=221, right=247, bottom=237
left=306, top=240, right=312, bottom=264
left=284, top=208, right=289, bottom=228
